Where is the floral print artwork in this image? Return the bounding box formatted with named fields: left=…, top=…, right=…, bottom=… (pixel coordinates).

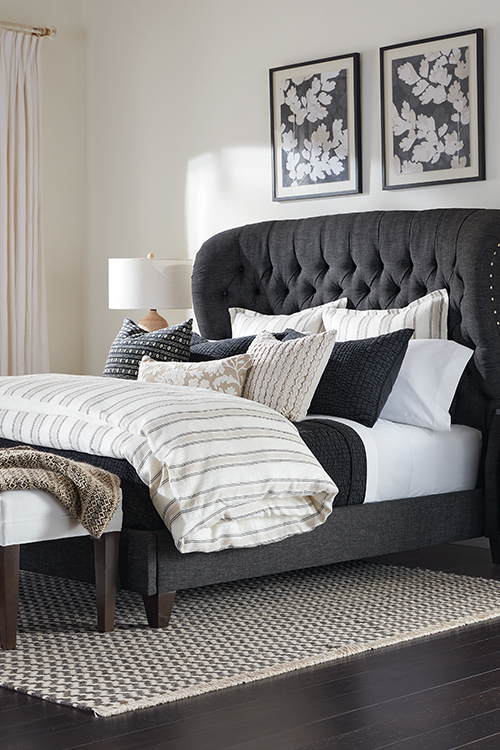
left=391, top=46, right=470, bottom=176
left=279, top=69, right=349, bottom=187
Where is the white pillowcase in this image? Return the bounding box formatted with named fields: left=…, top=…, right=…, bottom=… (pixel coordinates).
left=230, top=299, right=348, bottom=337
left=243, top=330, right=337, bottom=421
left=379, top=339, right=473, bottom=431
left=322, top=289, right=449, bottom=341
left=138, top=354, right=252, bottom=397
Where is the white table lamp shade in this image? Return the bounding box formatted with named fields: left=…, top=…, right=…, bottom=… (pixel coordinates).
left=108, top=258, right=193, bottom=311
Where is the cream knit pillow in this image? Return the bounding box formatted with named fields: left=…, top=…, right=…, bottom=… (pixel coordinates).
left=243, top=330, right=336, bottom=421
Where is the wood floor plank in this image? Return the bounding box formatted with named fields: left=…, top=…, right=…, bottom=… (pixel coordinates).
left=379, top=708, right=500, bottom=750
left=0, top=688, right=49, bottom=712
left=0, top=693, right=90, bottom=728
left=223, top=681, right=500, bottom=750
left=456, top=733, right=500, bottom=749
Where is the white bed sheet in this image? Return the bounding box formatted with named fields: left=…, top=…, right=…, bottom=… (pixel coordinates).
left=304, top=416, right=482, bottom=504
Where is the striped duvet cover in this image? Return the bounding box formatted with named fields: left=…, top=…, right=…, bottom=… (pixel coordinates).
left=0, top=374, right=338, bottom=553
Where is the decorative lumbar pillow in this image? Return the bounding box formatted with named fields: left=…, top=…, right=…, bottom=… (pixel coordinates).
left=379, top=338, right=473, bottom=431
left=103, top=318, right=193, bottom=380
left=322, top=289, right=448, bottom=341
left=243, top=330, right=336, bottom=422
left=230, top=298, right=348, bottom=337
left=308, top=329, right=414, bottom=427
left=138, top=353, right=252, bottom=397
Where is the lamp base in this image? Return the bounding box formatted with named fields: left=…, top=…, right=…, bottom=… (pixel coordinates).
left=138, top=310, right=169, bottom=332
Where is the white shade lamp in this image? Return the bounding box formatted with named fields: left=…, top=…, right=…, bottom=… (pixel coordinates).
left=108, top=256, right=193, bottom=332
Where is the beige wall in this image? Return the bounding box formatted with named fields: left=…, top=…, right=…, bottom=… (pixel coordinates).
left=3, top=1, right=500, bottom=374
left=0, top=0, right=85, bottom=374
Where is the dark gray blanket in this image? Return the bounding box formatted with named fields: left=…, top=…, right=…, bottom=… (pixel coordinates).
left=295, top=419, right=366, bottom=507
left=0, top=420, right=366, bottom=526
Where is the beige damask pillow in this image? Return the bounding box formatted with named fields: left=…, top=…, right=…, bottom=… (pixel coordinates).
left=137, top=354, right=251, bottom=397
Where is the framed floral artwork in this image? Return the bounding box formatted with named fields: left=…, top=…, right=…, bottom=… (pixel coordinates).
left=269, top=53, right=362, bottom=201
left=380, top=29, right=485, bottom=190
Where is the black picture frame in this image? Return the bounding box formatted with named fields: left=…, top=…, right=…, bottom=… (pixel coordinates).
left=380, top=29, right=485, bottom=190
left=270, top=53, right=362, bottom=201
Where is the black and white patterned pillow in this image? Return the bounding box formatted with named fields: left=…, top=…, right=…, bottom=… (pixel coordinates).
left=308, top=328, right=414, bottom=427
left=103, top=318, right=192, bottom=380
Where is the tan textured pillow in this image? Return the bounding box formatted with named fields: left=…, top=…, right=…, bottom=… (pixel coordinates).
left=138, top=354, right=251, bottom=397
left=243, top=330, right=336, bottom=421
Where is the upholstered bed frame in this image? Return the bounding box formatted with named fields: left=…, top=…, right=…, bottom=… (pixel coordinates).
left=21, top=208, right=500, bottom=628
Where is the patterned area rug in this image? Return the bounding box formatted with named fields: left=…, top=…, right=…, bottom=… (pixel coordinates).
left=2, top=561, right=500, bottom=717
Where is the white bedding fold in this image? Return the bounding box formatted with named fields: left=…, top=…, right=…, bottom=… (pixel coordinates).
left=0, top=374, right=338, bottom=553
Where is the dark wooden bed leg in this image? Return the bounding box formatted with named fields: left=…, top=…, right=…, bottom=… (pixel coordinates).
left=93, top=531, right=120, bottom=632
left=0, top=545, right=20, bottom=650
left=489, top=537, right=500, bottom=565
left=142, top=591, right=176, bottom=628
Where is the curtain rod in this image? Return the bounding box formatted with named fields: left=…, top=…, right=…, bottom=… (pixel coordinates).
left=0, top=21, right=56, bottom=38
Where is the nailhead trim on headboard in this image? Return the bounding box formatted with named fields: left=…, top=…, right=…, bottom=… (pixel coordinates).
left=491, top=245, right=500, bottom=330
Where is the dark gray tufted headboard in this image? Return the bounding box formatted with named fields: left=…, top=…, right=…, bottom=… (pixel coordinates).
left=192, top=208, right=500, bottom=437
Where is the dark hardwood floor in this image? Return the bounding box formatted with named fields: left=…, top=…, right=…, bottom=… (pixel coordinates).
left=2, top=543, right=500, bottom=749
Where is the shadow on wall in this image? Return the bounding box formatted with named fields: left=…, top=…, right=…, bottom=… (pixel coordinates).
left=185, top=147, right=273, bottom=259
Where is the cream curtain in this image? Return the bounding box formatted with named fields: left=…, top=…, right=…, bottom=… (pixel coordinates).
left=0, top=29, right=49, bottom=375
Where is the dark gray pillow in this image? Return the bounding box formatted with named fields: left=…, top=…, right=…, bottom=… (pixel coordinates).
left=103, top=318, right=193, bottom=380
left=190, top=330, right=291, bottom=361
left=190, top=332, right=208, bottom=346
left=190, top=335, right=256, bottom=361
left=308, top=328, right=414, bottom=427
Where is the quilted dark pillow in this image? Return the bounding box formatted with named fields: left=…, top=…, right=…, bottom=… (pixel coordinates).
left=190, top=330, right=291, bottom=361
left=308, top=328, right=414, bottom=427
left=190, top=335, right=256, bottom=362
left=103, top=318, right=193, bottom=380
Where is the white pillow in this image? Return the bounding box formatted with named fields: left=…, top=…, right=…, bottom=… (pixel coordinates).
left=322, top=289, right=448, bottom=341
left=243, top=330, right=336, bottom=421
left=230, top=298, right=348, bottom=337
left=378, top=339, right=473, bottom=431
left=137, top=354, right=251, bottom=397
